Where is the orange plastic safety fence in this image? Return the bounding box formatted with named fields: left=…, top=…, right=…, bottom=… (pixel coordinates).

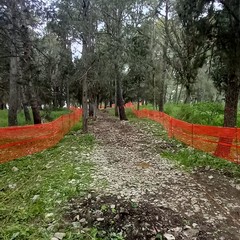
left=132, top=109, right=240, bottom=164
left=0, top=108, right=82, bottom=164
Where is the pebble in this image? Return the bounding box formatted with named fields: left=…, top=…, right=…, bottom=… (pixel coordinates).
left=164, top=233, right=175, bottom=240
left=12, top=167, right=19, bottom=172
left=32, top=195, right=40, bottom=202
left=8, top=184, right=17, bottom=189
left=54, top=232, right=66, bottom=239
left=45, top=213, right=54, bottom=218
left=79, top=218, right=86, bottom=223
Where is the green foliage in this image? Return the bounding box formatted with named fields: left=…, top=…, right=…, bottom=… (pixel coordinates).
left=0, top=130, right=95, bottom=239
left=141, top=102, right=227, bottom=126
left=164, top=102, right=224, bottom=126
left=0, top=109, right=70, bottom=127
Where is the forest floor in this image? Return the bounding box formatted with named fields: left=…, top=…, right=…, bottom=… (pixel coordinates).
left=64, top=110, right=240, bottom=240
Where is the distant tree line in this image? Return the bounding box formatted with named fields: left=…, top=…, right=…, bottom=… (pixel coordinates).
left=0, top=0, right=239, bottom=130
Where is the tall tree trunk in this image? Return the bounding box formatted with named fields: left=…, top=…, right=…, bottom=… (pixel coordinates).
left=21, top=86, right=31, bottom=122
left=82, top=74, right=88, bottom=133
left=184, top=84, right=191, bottom=103
left=159, top=79, right=165, bottom=112
left=8, top=52, right=19, bottom=126
left=223, top=74, right=239, bottom=127
left=20, top=0, right=41, bottom=124
left=159, top=0, right=169, bottom=112
left=28, top=82, right=41, bottom=124
left=214, top=73, right=239, bottom=159
left=81, top=0, right=91, bottom=133
left=8, top=2, right=19, bottom=126
left=115, top=63, right=127, bottom=121
left=82, top=40, right=88, bottom=133
left=115, top=77, right=119, bottom=117
left=66, top=78, right=70, bottom=108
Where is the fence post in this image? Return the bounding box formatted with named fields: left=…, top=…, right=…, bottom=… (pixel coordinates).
left=169, top=117, right=173, bottom=138
left=61, top=116, right=64, bottom=137
left=68, top=113, right=70, bottom=130
left=191, top=124, right=194, bottom=148
left=236, top=127, right=238, bottom=164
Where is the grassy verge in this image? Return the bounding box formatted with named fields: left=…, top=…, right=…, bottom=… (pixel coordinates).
left=0, top=123, right=95, bottom=239
left=112, top=108, right=240, bottom=179
left=0, top=108, right=70, bottom=127
left=139, top=102, right=240, bottom=127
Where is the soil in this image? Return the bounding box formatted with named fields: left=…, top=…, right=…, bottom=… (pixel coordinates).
left=64, top=111, right=240, bottom=240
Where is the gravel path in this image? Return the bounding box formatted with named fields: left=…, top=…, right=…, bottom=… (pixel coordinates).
left=87, top=111, right=240, bottom=240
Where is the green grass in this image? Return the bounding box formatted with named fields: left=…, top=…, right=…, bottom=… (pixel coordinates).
left=0, top=125, right=95, bottom=239
left=0, top=108, right=70, bottom=127
left=124, top=108, right=240, bottom=179
left=139, top=102, right=232, bottom=126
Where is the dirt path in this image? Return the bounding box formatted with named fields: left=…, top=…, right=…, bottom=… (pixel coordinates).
left=68, top=111, right=240, bottom=240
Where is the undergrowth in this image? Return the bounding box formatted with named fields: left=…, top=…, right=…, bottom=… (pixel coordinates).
left=0, top=124, right=95, bottom=239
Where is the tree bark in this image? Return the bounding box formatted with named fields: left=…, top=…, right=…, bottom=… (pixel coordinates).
left=28, top=82, right=41, bottom=124
left=21, top=86, right=31, bottom=122
left=82, top=73, right=88, bottom=133
left=159, top=0, right=169, bottom=112
left=223, top=74, right=239, bottom=127
left=81, top=0, right=91, bottom=133
left=115, top=63, right=127, bottom=121
left=20, top=0, right=41, bottom=124
left=8, top=52, right=19, bottom=126
left=114, top=77, right=119, bottom=117
left=214, top=73, right=239, bottom=159
left=158, top=78, right=165, bottom=112
left=184, top=84, right=191, bottom=103
left=8, top=2, right=19, bottom=126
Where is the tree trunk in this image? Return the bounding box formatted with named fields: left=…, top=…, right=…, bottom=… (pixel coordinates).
left=115, top=77, right=119, bottom=117
left=28, top=82, right=41, bottom=124
left=8, top=52, right=19, bottom=126
left=159, top=79, right=165, bottom=112
left=159, top=1, right=168, bottom=112
left=223, top=74, right=239, bottom=127
left=115, top=63, right=127, bottom=121
left=104, top=100, right=107, bottom=109
left=8, top=2, right=19, bottom=126
left=93, top=98, right=97, bottom=120
left=66, top=78, right=70, bottom=108
left=214, top=74, right=239, bottom=159
left=184, top=84, right=191, bottom=103
left=21, top=86, right=31, bottom=122
left=81, top=0, right=93, bottom=133
left=82, top=73, right=88, bottom=133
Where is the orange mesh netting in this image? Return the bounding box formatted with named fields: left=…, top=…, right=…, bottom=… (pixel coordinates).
left=0, top=108, right=82, bottom=164
left=132, top=108, right=240, bottom=164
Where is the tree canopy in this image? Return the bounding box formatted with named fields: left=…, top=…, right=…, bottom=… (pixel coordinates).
left=1, top=0, right=240, bottom=128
